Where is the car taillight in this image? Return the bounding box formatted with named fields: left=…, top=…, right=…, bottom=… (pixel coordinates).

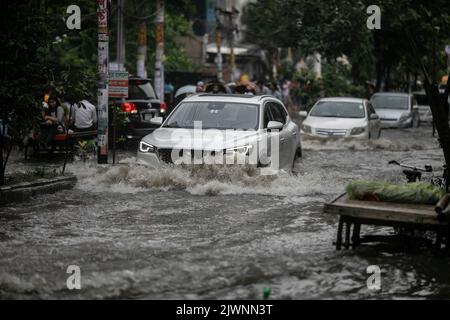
left=160, top=101, right=167, bottom=114
left=120, top=102, right=137, bottom=114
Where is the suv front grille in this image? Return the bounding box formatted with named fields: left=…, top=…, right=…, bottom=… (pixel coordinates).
left=157, top=148, right=174, bottom=164
left=315, top=129, right=347, bottom=136
left=157, top=148, right=222, bottom=164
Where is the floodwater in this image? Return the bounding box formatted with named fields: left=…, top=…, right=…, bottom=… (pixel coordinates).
left=1, top=125, right=450, bottom=299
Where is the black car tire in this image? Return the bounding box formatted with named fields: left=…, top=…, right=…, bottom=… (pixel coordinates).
left=295, top=145, right=302, bottom=159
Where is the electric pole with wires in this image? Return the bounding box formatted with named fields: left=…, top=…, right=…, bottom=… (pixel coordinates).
left=154, top=0, right=164, bottom=101
left=116, top=0, right=126, bottom=71
left=97, top=0, right=109, bottom=164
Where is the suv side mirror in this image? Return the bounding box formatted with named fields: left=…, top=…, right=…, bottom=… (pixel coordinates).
left=267, top=121, right=284, bottom=130
left=369, top=113, right=379, bottom=120
left=298, top=111, right=308, bottom=117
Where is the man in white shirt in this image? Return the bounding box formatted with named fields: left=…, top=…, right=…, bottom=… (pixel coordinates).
left=70, top=100, right=98, bottom=132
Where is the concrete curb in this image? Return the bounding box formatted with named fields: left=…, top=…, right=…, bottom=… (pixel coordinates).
left=0, top=175, right=77, bottom=205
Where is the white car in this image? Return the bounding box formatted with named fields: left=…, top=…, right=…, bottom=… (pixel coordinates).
left=137, top=94, right=302, bottom=170
left=300, top=97, right=381, bottom=139
left=370, top=92, right=420, bottom=128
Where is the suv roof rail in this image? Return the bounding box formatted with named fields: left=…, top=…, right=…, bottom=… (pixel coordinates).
left=258, top=95, right=274, bottom=101
left=197, top=93, right=257, bottom=98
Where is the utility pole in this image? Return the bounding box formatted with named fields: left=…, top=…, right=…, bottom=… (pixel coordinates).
left=154, top=0, right=164, bottom=100
left=97, top=0, right=109, bottom=164
left=215, top=5, right=239, bottom=83
left=215, top=25, right=223, bottom=82
left=228, top=14, right=235, bottom=82
left=137, top=21, right=147, bottom=78
left=116, top=0, right=126, bottom=71
left=227, top=7, right=238, bottom=82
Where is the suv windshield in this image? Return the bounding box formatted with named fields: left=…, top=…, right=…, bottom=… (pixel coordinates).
left=372, top=95, right=409, bottom=110
left=128, top=80, right=157, bottom=99
left=310, top=101, right=365, bottom=118
left=163, top=102, right=259, bottom=130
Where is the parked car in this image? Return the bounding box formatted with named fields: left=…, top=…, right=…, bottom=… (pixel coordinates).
left=412, top=91, right=433, bottom=123
left=300, top=97, right=381, bottom=139
left=109, top=77, right=166, bottom=142
left=137, top=94, right=302, bottom=170
left=370, top=92, right=420, bottom=128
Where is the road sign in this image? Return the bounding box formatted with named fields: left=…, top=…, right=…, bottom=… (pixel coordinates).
left=109, top=71, right=128, bottom=98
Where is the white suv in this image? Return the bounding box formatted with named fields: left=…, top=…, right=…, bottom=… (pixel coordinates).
left=137, top=94, right=302, bottom=171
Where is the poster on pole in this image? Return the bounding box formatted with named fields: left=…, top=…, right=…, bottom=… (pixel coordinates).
left=109, top=71, right=129, bottom=98
left=97, top=0, right=109, bottom=164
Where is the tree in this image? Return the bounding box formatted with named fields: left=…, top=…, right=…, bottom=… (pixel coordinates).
left=0, top=0, right=197, bottom=185
left=112, top=0, right=195, bottom=75
left=243, top=0, right=450, bottom=91
left=0, top=2, right=52, bottom=185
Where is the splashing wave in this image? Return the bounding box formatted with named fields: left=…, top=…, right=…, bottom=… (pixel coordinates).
left=70, top=158, right=341, bottom=197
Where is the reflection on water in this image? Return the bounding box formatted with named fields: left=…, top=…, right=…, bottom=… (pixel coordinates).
left=1, top=126, right=450, bottom=299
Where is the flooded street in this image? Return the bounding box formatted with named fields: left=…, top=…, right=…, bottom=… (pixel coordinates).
left=2, top=125, right=450, bottom=299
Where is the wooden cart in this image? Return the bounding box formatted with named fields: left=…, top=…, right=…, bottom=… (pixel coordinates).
left=324, top=193, right=450, bottom=250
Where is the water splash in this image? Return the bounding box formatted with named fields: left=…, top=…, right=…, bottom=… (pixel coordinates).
left=302, top=136, right=426, bottom=152
left=69, top=159, right=341, bottom=198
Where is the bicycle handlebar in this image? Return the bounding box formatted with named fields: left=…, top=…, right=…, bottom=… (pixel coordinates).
left=388, top=160, right=433, bottom=172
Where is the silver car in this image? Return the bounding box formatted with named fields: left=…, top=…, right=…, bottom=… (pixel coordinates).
left=300, top=97, right=381, bottom=139
left=137, top=94, right=302, bottom=170
left=370, top=92, right=420, bottom=128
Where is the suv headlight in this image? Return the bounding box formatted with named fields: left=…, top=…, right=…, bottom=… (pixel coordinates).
left=139, top=141, right=156, bottom=153
left=301, top=124, right=312, bottom=133
left=225, top=145, right=252, bottom=155
left=350, top=127, right=365, bottom=135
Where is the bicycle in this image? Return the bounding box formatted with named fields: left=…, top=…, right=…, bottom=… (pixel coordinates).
left=388, top=160, right=447, bottom=189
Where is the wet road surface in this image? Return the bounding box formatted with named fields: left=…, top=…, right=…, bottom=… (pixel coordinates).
left=1, top=125, right=450, bottom=299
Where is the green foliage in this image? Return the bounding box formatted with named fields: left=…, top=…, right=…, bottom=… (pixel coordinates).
left=292, top=69, right=324, bottom=110
left=278, top=60, right=296, bottom=80
left=243, top=0, right=450, bottom=88
left=1, top=3, right=50, bottom=144
left=109, top=105, right=131, bottom=150
left=347, top=179, right=445, bottom=205
left=289, top=60, right=366, bottom=110
left=322, top=62, right=366, bottom=98
left=122, top=0, right=195, bottom=75
left=0, top=0, right=196, bottom=184
left=76, top=139, right=97, bottom=163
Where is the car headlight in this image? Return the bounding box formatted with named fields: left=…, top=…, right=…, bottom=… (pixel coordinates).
left=139, top=141, right=156, bottom=153
left=225, top=145, right=253, bottom=155
left=350, top=127, right=366, bottom=135
left=301, top=124, right=312, bottom=133
left=399, top=112, right=410, bottom=121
